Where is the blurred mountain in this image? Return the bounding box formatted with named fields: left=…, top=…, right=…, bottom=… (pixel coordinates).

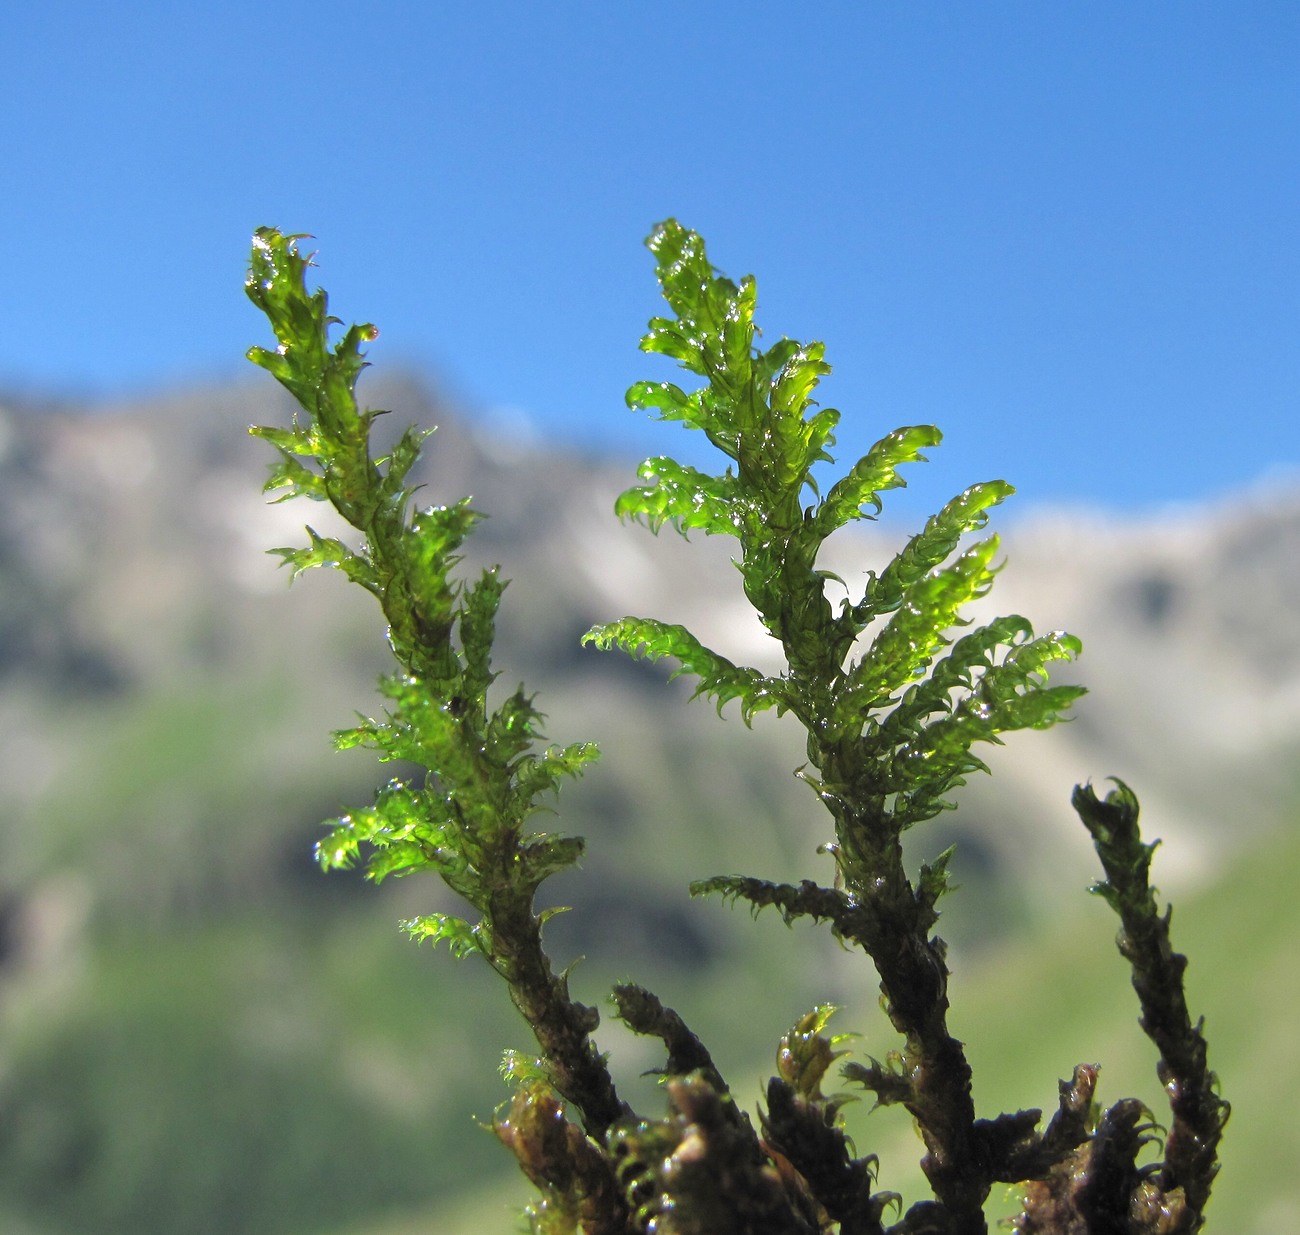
left=0, top=375, right=1293, bottom=1234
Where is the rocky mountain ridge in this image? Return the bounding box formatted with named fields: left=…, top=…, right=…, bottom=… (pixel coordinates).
left=1, top=375, right=1295, bottom=930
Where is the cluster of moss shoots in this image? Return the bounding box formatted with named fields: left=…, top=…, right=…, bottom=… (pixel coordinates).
left=246, top=222, right=1228, bottom=1234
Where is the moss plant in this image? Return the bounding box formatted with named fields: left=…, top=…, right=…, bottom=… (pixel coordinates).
left=245, top=222, right=1227, bottom=1234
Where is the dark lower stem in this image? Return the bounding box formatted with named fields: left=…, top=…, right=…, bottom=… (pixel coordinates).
left=489, top=892, right=629, bottom=1139
left=839, top=822, right=988, bottom=1231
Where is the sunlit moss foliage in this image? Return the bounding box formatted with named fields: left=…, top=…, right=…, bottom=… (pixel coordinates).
left=246, top=222, right=1226, bottom=1234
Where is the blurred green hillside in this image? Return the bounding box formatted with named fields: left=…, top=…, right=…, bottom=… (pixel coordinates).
left=0, top=381, right=1293, bottom=1233
left=958, top=819, right=1300, bottom=1233
left=331, top=818, right=1300, bottom=1235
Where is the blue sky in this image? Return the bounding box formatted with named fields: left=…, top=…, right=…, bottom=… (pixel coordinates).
left=2, top=2, right=1296, bottom=513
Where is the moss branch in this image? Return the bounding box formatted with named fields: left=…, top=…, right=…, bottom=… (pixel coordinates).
left=246, top=228, right=626, bottom=1141
left=1073, top=781, right=1229, bottom=1227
